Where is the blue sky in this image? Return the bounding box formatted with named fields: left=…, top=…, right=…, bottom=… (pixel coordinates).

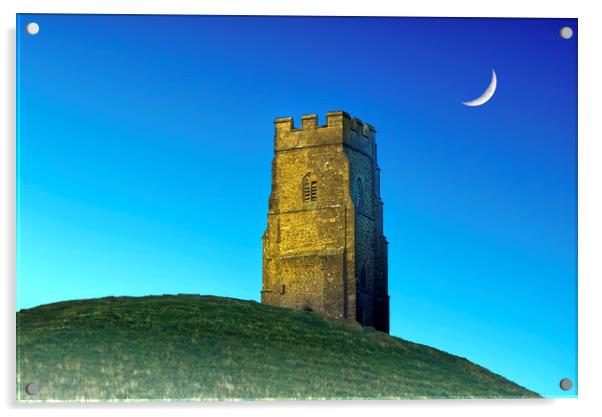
left=17, top=15, right=577, bottom=398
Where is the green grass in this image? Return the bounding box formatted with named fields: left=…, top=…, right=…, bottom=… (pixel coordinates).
left=17, top=294, right=539, bottom=402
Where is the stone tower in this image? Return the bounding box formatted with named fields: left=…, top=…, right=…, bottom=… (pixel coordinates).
left=261, top=111, right=389, bottom=333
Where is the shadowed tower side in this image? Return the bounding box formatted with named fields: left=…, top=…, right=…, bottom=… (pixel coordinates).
left=261, top=111, right=389, bottom=333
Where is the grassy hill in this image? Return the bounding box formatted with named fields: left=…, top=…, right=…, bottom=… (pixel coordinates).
left=17, top=294, right=539, bottom=402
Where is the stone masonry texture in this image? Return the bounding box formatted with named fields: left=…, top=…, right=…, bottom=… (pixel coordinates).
left=261, top=111, right=389, bottom=333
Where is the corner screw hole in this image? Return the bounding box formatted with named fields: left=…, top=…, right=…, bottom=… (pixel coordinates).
left=25, top=382, right=40, bottom=395
left=559, top=378, right=573, bottom=391
left=560, top=26, right=573, bottom=39
left=26, top=22, right=40, bottom=36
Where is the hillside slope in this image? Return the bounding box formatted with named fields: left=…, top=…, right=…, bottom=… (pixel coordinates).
left=17, top=295, right=539, bottom=401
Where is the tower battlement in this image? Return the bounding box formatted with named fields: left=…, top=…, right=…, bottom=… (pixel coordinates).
left=275, top=111, right=375, bottom=137
left=274, top=111, right=350, bottom=133
left=274, top=111, right=376, bottom=156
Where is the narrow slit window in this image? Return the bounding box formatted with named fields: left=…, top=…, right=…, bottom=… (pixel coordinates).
left=356, top=177, right=363, bottom=208
left=303, top=178, right=311, bottom=202
left=303, top=174, right=317, bottom=203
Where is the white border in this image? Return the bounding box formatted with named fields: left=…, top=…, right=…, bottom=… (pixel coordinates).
left=5, top=0, right=586, bottom=18
left=3, top=1, right=600, bottom=416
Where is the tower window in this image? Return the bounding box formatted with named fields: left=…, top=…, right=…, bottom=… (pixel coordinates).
left=303, top=174, right=318, bottom=203
left=356, top=177, right=363, bottom=208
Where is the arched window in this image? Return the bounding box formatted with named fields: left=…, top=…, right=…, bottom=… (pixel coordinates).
left=356, top=177, right=363, bottom=208
left=303, top=173, right=317, bottom=203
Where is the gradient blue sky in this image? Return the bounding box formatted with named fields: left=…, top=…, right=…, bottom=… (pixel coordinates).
left=17, top=15, right=577, bottom=398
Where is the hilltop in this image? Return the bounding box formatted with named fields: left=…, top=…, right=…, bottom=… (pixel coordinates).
left=17, top=295, right=539, bottom=401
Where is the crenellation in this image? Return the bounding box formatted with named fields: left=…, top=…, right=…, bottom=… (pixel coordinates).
left=326, top=110, right=350, bottom=127
left=363, top=123, right=376, bottom=139
left=301, top=114, right=318, bottom=130
left=274, top=117, right=294, bottom=134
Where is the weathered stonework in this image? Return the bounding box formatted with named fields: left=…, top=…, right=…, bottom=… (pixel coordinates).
left=261, top=111, right=389, bottom=333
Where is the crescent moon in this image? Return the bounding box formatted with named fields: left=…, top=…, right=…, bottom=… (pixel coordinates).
left=463, top=69, right=497, bottom=107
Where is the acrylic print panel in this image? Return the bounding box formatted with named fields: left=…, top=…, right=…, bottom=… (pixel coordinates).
left=16, top=14, right=577, bottom=402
